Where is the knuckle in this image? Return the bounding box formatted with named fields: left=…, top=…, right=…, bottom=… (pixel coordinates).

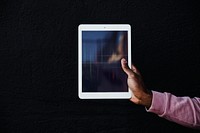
left=129, top=74, right=135, bottom=78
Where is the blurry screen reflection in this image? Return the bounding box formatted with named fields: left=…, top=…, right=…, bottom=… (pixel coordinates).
left=82, top=31, right=128, bottom=92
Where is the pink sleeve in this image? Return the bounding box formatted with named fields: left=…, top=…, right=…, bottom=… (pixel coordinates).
left=146, top=91, right=200, bottom=129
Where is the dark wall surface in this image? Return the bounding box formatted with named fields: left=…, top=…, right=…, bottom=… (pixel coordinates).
left=0, top=0, right=199, bottom=132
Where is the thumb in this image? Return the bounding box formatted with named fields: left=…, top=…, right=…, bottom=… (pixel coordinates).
left=121, top=58, right=134, bottom=76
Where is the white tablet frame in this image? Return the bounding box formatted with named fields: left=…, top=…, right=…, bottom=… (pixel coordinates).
left=78, top=24, right=132, bottom=99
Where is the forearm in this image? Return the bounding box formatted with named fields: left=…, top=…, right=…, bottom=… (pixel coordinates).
left=147, top=91, right=200, bottom=129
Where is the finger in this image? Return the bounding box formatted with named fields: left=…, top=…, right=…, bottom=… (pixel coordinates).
left=130, top=95, right=141, bottom=105
left=121, top=58, right=134, bottom=76
left=131, top=64, right=141, bottom=76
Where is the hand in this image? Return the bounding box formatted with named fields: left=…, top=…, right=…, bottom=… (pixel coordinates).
left=121, top=58, right=152, bottom=108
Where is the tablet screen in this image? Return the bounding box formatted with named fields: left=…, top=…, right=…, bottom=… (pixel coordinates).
left=82, top=31, right=128, bottom=92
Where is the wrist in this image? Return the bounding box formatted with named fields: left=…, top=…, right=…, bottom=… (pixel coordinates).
left=141, top=91, right=153, bottom=108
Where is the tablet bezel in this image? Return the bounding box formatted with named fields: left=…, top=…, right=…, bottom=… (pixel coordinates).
left=78, top=24, right=132, bottom=99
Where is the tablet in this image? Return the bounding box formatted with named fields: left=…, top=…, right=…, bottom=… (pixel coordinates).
left=78, top=24, right=131, bottom=99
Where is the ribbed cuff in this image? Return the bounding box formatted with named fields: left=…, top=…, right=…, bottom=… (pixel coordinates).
left=146, top=91, right=166, bottom=115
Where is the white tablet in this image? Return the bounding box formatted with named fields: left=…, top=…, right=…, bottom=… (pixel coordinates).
left=78, top=24, right=131, bottom=99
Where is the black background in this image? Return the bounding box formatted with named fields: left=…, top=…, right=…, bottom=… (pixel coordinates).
left=0, top=0, right=200, bottom=132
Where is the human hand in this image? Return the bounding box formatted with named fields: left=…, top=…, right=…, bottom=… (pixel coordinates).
left=121, top=58, right=152, bottom=108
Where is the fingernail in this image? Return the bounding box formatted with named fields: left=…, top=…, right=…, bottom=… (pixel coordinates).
left=122, top=58, right=127, bottom=63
